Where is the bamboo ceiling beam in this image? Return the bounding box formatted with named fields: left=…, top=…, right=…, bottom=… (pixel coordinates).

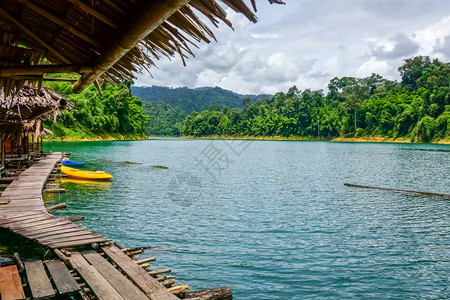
left=2, top=75, right=79, bottom=82
left=65, top=0, right=118, bottom=28
left=0, top=4, right=72, bottom=64
left=21, top=0, right=102, bottom=48
left=72, top=0, right=191, bottom=94
left=0, top=65, right=92, bottom=76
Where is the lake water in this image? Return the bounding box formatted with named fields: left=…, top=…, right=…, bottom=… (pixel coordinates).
left=44, top=139, right=450, bottom=299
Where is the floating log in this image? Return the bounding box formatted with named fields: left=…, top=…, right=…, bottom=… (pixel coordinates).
left=46, top=203, right=67, bottom=212
left=43, top=188, right=66, bottom=194
left=67, top=216, right=85, bottom=222
left=13, top=252, right=24, bottom=273
left=167, top=285, right=189, bottom=292
left=54, top=249, right=71, bottom=264
left=157, top=275, right=175, bottom=282
left=126, top=249, right=144, bottom=256
left=148, top=268, right=171, bottom=276
left=0, top=177, right=17, bottom=182
left=137, top=257, right=156, bottom=264
left=151, top=165, right=168, bottom=169
left=344, top=183, right=450, bottom=199
left=45, top=183, right=60, bottom=188
left=161, top=279, right=175, bottom=288
left=185, top=287, right=233, bottom=300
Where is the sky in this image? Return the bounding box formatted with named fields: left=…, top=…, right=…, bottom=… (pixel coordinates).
left=134, top=0, right=450, bottom=95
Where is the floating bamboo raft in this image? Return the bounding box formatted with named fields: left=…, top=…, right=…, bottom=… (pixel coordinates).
left=344, top=183, right=450, bottom=199
left=0, top=152, right=232, bottom=299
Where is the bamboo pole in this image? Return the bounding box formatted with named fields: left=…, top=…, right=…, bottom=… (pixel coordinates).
left=0, top=4, right=71, bottom=64
left=0, top=65, right=91, bottom=77
left=65, top=0, right=118, bottom=28
left=344, top=183, right=450, bottom=199
left=20, top=0, right=101, bottom=48
left=1, top=138, right=4, bottom=167
left=72, top=0, right=190, bottom=93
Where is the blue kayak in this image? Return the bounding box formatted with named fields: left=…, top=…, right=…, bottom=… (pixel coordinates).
left=62, top=160, right=85, bottom=166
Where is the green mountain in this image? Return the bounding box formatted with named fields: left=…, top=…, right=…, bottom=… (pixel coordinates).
left=131, top=85, right=261, bottom=114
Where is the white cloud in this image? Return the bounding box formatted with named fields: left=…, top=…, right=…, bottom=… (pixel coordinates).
left=135, top=1, right=450, bottom=94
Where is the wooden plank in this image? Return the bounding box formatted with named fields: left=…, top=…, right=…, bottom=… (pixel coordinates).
left=0, top=214, right=51, bottom=226
left=81, top=250, right=149, bottom=300
left=39, top=232, right=104, bottom=244
left=0, top=265, right=26, bottom=300
left=39, top=231, right=102, bottom=243
left=102, top=245, right=178, bottom=300
left=12, top=219, right=73, bottom=234
left=47, top=237, right=110, bottom=249
left=25, top=225, right=83, bottom=238
left=10, top=218, right=65, bottom=230
left=24, top=260, right=56, bottom=299
left=45, top=260, right=80, bottom=295
left=70, top=252, right=124, bottom=300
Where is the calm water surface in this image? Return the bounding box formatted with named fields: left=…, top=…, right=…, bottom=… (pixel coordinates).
left=44, top=139, right=450, bottom=299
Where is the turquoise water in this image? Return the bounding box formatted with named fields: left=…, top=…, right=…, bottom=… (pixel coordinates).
left=44, top=139, right=450, bottom=299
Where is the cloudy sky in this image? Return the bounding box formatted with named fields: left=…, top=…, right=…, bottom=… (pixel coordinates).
left=135, top=0, right=450, bottom=95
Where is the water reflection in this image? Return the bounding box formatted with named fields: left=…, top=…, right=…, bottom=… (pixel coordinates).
left=60, top=178, right=113, bottom=188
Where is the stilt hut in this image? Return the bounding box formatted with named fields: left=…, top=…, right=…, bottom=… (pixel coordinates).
left=0, top=85, right=69, bottom=166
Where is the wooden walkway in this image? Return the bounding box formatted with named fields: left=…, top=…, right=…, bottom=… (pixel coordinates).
left=0, top=152, right=110, bottom=248
left=0, top=153, right=229, bottom=300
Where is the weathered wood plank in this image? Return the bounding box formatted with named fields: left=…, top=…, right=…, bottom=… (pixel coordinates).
left=81, top=250, right=149, bottom=300
left=39, top=232, right=104, bottom=244
left=47, top=237, right=110, bottom=249
left=12, top=219, right=73, bottom=234
left=25, top=260, right=56, bottom=299
left=45, top=260, right=80, bottom=295
left=102, top=245, right=178, bottom=300
left=26, top=225, right=83, bottom=238
left=0, top=265, right=26, bottom=300
left=39, top=230, right=102, bottom=242
left=70, top=252, right=124, bottom=300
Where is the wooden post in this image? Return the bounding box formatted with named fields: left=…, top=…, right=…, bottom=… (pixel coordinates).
left=72, top=0, right=190, bottom=93
left=1, top=138, right=4, bottom=167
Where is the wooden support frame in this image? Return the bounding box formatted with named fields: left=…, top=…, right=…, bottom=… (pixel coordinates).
left=0, top=65, right=92, bottom=76
left=21, top=0, right=102, bottom=48
left=72, top=0, right=190, bottom=93
left=0, top=4, right=71, bottom=64
left=65, top=0, right=118, bottom=28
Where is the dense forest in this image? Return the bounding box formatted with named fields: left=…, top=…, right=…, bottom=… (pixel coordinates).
left=44, top=77, right=148, bottom=140
left=131, top=85, right=260, bottom=114
left=182, top=56, right=450, bottom=143
left=142, top=101, right=186, bottom=136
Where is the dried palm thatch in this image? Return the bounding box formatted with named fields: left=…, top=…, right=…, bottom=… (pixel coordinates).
left=0, top=84, right=70, bottom=141
left=0, top=0, right=285, bottom=95
left=0, top=84, right=70, bottom=122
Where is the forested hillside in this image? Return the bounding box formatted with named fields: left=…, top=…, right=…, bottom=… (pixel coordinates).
left=131, top=85, right=260, bottom=114
left=183, top=56, right=450, bottom=143
left=44, top=77, right=148, bottom=140
left=142, top=101, right=186, bottom=136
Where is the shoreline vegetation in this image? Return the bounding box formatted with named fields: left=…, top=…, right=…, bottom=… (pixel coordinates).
left=181, top=135, right=450, bottom=144
left=43, top=134, right=450, bottom=145
left=43, top=56, right=449, bottom=144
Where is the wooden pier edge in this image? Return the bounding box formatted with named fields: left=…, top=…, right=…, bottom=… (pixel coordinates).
left=0, top=153, right=234, bottom=300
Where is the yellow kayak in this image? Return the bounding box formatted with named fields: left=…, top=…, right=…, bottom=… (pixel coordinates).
left=60, top=165, right=113, bottom=180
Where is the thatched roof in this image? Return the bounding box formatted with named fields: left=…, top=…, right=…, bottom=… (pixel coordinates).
left=0, top=0, right=284, bottom=95
left=0, top=84, right=70, bottom=123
